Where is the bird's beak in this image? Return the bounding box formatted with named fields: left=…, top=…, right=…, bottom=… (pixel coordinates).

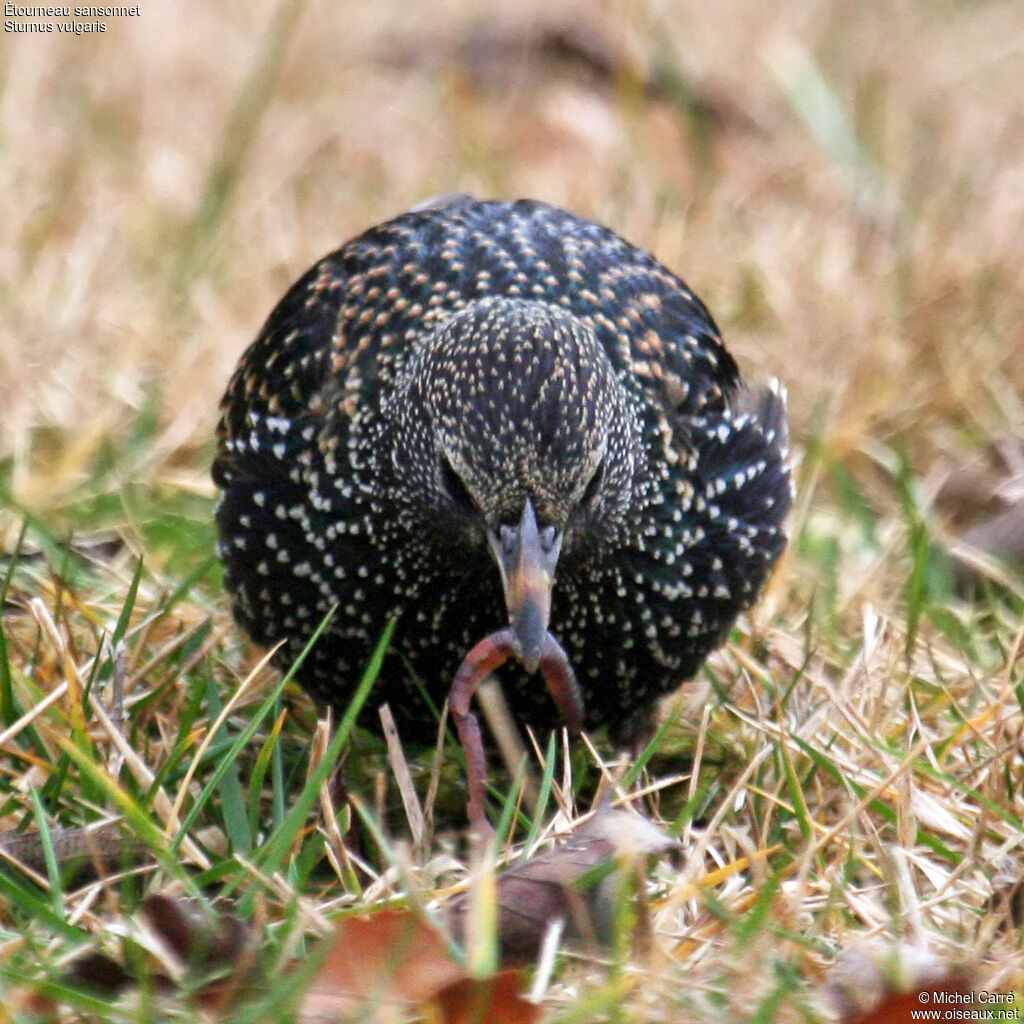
left=488, top=498, right=562, bottom=674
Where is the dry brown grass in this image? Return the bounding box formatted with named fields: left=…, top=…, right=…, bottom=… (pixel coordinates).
left=1, top=0, right=1023, bottom=1020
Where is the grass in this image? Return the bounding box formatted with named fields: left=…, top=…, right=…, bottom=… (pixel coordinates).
left=2, top=0, right=1024, bottom=1019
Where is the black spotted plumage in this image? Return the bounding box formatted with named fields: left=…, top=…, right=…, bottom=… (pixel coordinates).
left=213, top=197, right=792, bottom=745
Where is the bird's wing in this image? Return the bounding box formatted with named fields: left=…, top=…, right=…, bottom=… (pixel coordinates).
left=214, top=256, right=347, bottom=452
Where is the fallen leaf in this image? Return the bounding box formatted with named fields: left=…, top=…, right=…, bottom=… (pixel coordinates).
left=447, top=808, right=676, bottom=965
left=54, top=894, right=257, bottom=1017
left=433, top=970, right=542, bottom=1024
left=63, top=951, right=136, bottom=998
left=303, top=908, right=464, bottom=1019
left=302, top=907, right=540, bottom=1023
left=822, top=941, right=975, bottom=1024
left=957, top=501, right=1024, bottom=573
left=936, top=437, right=1024, bottom=522
left=140, top=894, right=256, bottom=1013
left=141, top=893, right=250, bottom=966
left=936, top=437, right=1024, bottom=591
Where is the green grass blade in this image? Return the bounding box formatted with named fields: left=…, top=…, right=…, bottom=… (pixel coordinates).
left=0, top=520, right=28, bottom=726
left=520, top=730, right=558, bottom=856
left=203, top=668, right=252, bottom=855
left=778, top=739, right=813, bottom=844
left=171, top=606, right=338, bottom=854
left=0, top=867, right=90, bottom=943
left=249, top=707, right=287, bottom=836
left=621, top=710, right=678, bottom=792
left=238, top=617, right=395, bottom=909
left=111, top=559, right=144, bottom=651
left=28, top=789, right=64, bottom=916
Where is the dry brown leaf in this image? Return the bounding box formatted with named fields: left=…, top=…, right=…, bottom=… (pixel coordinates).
left=63, top=951, right=137, bottom=998
left=937, top=437, right=1024, bottom=589
left=141, top=893, right=251, bottom=966
left=54, top=894, right=256, bottom=1017
left=447, top=808, right=676, bottom=966
left=433, top=970, right=542, bottom=1024
left=140, top=894, right=257, bottom=1012
left=306, top=908, right=463, bottom=1010
left=822, top=942, right=975, bottom=1024
left=302, top=907, right=536, bottom=1023
left=937, top=437, right=1024, bottom=521
left=957, top=501, right=1024, bottom=572
left=840, top=979, right=976, bottom=1024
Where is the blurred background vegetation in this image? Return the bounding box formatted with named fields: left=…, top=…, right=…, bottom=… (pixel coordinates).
left=2, top=0, right=1021, bottom=543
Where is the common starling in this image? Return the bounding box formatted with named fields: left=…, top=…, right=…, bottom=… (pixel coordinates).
left=213, top=197, right=792, bottom=829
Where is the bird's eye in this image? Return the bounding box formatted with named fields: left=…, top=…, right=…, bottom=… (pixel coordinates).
left=539, top=525, right=558, bottom=552
left=581, top=458, right=606, bottom=506
left=440, top=458, right=475, bottom=512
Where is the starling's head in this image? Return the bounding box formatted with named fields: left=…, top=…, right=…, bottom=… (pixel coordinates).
left=388, top=296, right=640, bottom=671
